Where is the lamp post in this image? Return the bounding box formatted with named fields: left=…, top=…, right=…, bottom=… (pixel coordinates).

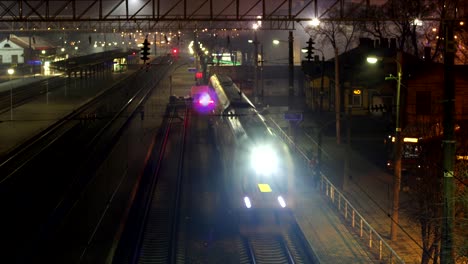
left=273, top=36, right=297, bottom=103
left=7, top=68, right=14, bottom=120
left=288, top=31, right=294, bottom=99
left=367, top=51, right=402, bottom=241
left=252, top=25, right=260, bottom=104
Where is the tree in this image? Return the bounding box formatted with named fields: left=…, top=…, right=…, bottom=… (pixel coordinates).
left=303, top=2, right=362, bottom=146
left=411, top=136, right=443, bottom=264
left=405, top=120, right=468, bottom=263
left=453, top=122, right=468, bottom=263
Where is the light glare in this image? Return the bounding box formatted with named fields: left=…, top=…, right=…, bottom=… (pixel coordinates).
left=367, top=57, right=378, bottom=64
left=278, top=196, right=286, bottom=208
left=309, top=18, right=320, bottom=27
left=251, top=145, right=278, bottom=176
left=244, top=197, right=252, bottom=208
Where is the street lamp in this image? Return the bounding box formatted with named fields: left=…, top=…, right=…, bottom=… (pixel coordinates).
left=272, top=32, right=294, bottom=101
left=367, top=51, right=403, bottom=241
left=7, top=68, right=14, bottom=120
left=251, top=23, right=260, bottom=104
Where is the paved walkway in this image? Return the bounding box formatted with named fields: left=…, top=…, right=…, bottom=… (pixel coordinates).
left=285, top=110, right=424, bottom=264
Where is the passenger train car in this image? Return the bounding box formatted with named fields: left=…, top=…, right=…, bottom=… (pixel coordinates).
left=208, top=74, right=294, bottom=210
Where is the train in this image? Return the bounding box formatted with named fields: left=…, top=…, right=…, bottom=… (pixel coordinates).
left=208, top=73, right=294, bottom=210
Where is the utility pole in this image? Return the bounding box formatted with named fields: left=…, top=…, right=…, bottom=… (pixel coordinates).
left=441, top=20, right=455, bottom=264
left=288, top=31, right=294, bottom=98
left=343, top=102, right=351, bottom=190
left=253, top=31, right=259, bottom=104
left=319, top=55, right=325, bottom=112
left=334, top=47, right=341, bottom=144
left=390, top=51, right=403, bottom=241
left=260, top=43, right=264, bottom=99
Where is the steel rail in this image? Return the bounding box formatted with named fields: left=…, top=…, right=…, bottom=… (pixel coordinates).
left=0, top=71, right=136, bottom=183
left=130, top=106, right=178, bottom=264
left=169, top=106, right=190, bottom=263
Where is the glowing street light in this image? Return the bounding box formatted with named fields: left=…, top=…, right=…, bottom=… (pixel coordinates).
left=309, top=18, right=321, bottom=27
left=7, top=68, right=14, bottom=120
left=367, top=52, right=403, bottom=241
left=366, top=57, right=378, bottom=64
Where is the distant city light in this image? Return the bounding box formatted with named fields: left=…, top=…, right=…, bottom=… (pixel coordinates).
left=413, top=19, right=423, bottom=26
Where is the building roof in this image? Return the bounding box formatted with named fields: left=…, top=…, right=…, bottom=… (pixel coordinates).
left=5, top=34, right=55, bottom=50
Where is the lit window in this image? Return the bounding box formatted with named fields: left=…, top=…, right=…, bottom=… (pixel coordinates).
left=352, top=89, right=362, bottom=106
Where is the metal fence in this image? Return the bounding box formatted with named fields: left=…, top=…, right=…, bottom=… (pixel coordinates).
left=268, top=117, right=404, bottom=264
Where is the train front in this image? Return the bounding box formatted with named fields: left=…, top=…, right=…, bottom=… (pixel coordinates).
left=235, top=133, right=294, bottom=211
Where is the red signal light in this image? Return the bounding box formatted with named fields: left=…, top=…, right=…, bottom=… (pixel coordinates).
left=195, top=72, right=203, bottom=79
left=172, top=48, right=178, bottom=54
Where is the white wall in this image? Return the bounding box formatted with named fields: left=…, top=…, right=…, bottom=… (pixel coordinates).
left=0, top=40, right=24, bottom=64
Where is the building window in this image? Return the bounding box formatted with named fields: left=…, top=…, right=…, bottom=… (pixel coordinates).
left=416, top=91, right=431, bottom=115
left=352, top=89, right=362, bottom=106
left=11, top=55, right=18, bottom=64
left=3, top=43, right=11, bottom=48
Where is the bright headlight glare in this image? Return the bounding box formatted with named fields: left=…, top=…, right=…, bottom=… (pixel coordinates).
left=250, top=145, right=278, bottom=175
left=244, top=196, right=252, bottom=208
left=278, top=196, right=286, bottom=208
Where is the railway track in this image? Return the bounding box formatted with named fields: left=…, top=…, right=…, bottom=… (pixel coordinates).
left=243, top=234, right=295, bottom=263
left=113, top=104, right=190, bottom=264
left=0, top=76, right=66, bottom=115
left=0, top=57, right=174, bottom=263
left=238, top=211, right=319, bottom=264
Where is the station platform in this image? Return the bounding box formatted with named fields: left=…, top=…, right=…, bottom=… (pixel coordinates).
left=0, top=70, right=135, bottom=158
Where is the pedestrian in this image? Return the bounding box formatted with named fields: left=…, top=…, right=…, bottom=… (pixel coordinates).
left=308, top=156, right=320, bottom=188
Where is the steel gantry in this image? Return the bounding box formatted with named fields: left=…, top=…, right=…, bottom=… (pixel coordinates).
left=0, top=0, right=373, bottom=32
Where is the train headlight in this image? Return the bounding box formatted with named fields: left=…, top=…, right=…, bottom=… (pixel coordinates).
left=277, top=196, right=287, bottom=208
left=250, top=145, right=279, bottom=176
left=244, top=196, right=252, bottom=209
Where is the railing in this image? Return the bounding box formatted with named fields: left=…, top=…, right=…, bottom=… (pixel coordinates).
left=268, top=117, right=405, bottom=264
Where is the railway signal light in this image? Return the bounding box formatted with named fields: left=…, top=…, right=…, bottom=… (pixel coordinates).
left=304, top=38, right=315, bottom=62
left=141, top=38, right=150, bottom=63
